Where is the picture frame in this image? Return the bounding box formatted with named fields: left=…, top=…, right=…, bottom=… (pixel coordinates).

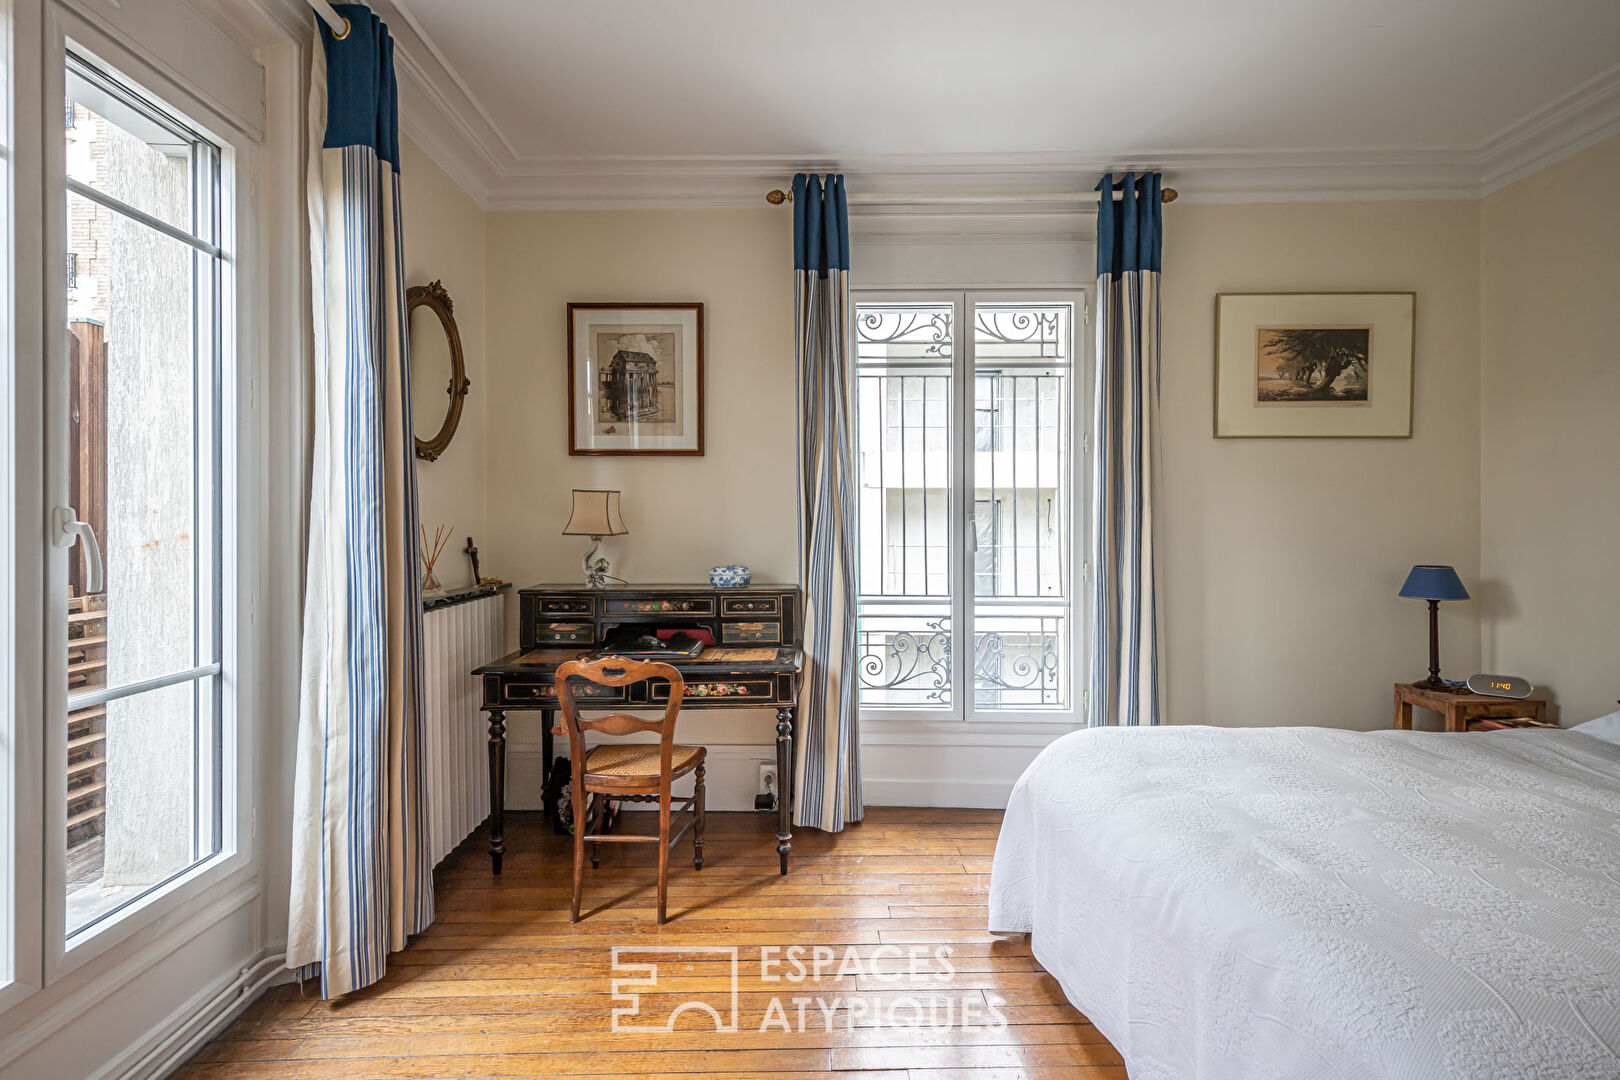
left=1214, top=292, right=1415, bottom=438
left=567, top=302, right=705, bottom=455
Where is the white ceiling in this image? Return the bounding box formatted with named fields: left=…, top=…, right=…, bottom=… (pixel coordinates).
left=377, top=0, right=1620, bottom=208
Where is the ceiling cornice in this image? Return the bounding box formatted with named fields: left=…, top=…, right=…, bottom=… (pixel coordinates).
left=1476, top=63, right=1620, bottom=193
left=377, top=2, right=1620, bottom=213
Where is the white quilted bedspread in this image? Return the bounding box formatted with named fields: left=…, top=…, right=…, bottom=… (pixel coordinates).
left=988, top=725, right=1620, bottom=1080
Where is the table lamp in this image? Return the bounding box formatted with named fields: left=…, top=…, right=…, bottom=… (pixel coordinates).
left=1398, top=564, right=1469, bottom=690
left=562, top=489, right=628, bottom=588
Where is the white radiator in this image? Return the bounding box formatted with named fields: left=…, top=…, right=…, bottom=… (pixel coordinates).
left=422, top=592, right=505, bottom=867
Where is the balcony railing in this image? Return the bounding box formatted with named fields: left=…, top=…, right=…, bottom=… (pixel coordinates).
left=857, top=601, right=1067, bottom=710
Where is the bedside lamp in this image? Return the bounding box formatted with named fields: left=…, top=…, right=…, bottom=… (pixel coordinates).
left=563, top=489, right=628, bottom=588
left=1398, top=564, right=1470, bottom=690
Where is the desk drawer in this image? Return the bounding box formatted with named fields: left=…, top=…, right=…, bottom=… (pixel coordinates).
left=539, top=597, right=594, bottom=615
left=502, top=680, right=629, bottom=707
left=721, top=595, right=780, bottom=617
left=652, top=676, right=779, bottom=703
left=535, top=622, right=593, bottom=645
left=502, top=681, right=557, bottom=705
left=721, top=621, right=781, bottom=645
left=604, top=597, right=715, bottom=616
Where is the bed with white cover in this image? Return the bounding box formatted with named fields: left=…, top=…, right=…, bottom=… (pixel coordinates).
left=988, top=721, right=1620, bottom=1080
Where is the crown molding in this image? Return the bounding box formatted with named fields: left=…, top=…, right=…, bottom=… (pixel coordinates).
left=362, top=6, right=1620, bottom=212
left=1476, top=63, right=1620, bottom=194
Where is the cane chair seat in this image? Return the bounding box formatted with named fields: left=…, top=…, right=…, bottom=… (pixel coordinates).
left=585, top=743, right=704, bottom=780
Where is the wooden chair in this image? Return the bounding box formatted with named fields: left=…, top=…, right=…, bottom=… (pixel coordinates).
left=553, top=656, right=706, bottom=924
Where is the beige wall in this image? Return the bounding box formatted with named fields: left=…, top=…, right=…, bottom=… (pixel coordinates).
left=482, top=208, right=796, bottom=752
left=473, top=200, right=1488, bottom=745
left=1159, top=200, right=1484, bottom=730
left=1481, top=134, right=1620, bottom=726
left=402, top=136, right=489, bottom=589
left=445, top=154, right=1614, bottom=752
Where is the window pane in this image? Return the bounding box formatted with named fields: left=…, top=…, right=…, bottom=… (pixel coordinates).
left=972, top=303, right=1071, bottom=710
left=66, top=66, right=199, bottom=237
left=856, top=303, right=953, bottom=708
left=67, top=677, right=219, bottom=936
left=65, top=191, right=198, bottom=695
left=62, top=52, right=224, bottom=942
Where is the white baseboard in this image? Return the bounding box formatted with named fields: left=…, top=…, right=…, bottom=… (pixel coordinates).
left=112, top=947, right=288, bottom=1080
left=859, top=738, right=1049, bottom=809
left=861, top=776, right=1016, bottom=809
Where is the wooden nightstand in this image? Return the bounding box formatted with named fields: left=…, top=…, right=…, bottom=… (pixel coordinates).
left=1393, top=682, right=1548, bottom=732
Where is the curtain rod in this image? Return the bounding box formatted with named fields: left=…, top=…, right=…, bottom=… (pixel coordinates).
left=765, top=185, right=1178, bottom=207
left=306, top=0, right=351, bottom=38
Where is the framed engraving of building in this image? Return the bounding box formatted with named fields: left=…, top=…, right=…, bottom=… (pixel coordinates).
left=567, top=302, right=705, bottom=455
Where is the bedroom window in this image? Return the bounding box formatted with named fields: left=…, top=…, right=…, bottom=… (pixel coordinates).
left=854, top=294, right=1082, bottom=720
left=58, top=51, right=228, bottom=941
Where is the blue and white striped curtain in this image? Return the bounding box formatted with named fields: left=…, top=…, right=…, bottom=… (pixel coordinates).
left=1088, top=172, right=1165, bottom=727
left=287, top=4, right=432, bottom=998
left=792, top=174, right=862, bottom=832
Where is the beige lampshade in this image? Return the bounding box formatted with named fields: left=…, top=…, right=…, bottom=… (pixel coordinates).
left=561, top=489, right=628, bottom=537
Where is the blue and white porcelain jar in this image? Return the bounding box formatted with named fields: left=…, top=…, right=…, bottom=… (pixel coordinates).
left=710, top=564, right=752, bottom=588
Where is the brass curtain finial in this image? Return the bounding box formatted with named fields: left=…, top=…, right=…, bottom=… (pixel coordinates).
left=766, top=189, right=792, bottom=205
left=1109, top=177, right=1179, bottom=203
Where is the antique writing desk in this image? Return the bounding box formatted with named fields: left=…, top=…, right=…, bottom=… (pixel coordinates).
left=475, top=583, right=802, bottom=875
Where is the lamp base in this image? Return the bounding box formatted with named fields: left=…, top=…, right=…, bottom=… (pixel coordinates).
left=1412, top=675, right=1452, bottom=692
left=580, top=537, right=626, bottom=589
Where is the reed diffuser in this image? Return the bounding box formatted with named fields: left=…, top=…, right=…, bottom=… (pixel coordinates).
left=420, top=522, right=453, bottom=595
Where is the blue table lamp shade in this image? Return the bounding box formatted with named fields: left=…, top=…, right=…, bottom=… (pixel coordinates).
left=1399, top=564, right=1470, bottom=689
left=1399, top=565, right=1470, bottom=602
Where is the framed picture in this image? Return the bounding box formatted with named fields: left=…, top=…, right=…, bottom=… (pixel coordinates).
left=567, top=302, right=705, bottom=455
left=1215, top=292, right=1414, bottom=438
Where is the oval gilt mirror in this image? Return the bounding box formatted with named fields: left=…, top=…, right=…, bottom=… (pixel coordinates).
left=408, top=280, right=469, bottom=462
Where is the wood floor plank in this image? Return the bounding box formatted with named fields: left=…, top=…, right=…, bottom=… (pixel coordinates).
left=182, top=809, right=1123, bottom=1078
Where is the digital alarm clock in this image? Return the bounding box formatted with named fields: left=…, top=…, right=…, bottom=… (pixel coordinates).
left=1467, top=673, right=1533, bottom=699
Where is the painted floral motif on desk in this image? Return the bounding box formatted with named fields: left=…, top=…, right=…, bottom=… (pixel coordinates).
left=684, top=682, right=751, bottom=697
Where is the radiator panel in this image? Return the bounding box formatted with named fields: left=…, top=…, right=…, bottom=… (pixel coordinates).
left=422, top=593, right=505, bottom=867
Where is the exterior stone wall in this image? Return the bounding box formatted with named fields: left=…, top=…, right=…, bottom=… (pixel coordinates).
left=67, top=104, right=199, bottom=886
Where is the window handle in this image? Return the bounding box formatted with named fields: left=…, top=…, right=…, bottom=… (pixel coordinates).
left=53, top=507, right=103, bottom=595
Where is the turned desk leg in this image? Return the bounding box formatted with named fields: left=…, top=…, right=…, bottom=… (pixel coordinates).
left=487, top=708, right=506, bottom=875
left=776, top=706, right=795, bottom=875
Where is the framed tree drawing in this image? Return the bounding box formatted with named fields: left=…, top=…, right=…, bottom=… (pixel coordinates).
left=1215, top=292, right=1414, bottom=437
left=567, top=302, right=705, bottom=455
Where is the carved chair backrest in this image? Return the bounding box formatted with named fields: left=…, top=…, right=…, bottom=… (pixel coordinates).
left=554, top=656, right=686, bottom=785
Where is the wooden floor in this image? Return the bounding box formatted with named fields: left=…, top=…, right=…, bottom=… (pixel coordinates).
left=178, top=808, right=1124, bottom=1079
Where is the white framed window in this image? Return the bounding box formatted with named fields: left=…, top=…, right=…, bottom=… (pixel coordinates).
left=0, top=0, right=23, bottom=1009
left=0, top=0, right=272, bottom=1050
left=854, top=290, right=1086, bottom=723
left=46, top=42, right=235, bottom=957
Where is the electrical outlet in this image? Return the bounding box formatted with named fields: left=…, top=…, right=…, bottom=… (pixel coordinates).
left=758, top=762, right=778, bottom=796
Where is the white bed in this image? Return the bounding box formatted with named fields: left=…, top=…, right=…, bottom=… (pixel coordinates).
left=988, top=724, right=1620, bottom=1080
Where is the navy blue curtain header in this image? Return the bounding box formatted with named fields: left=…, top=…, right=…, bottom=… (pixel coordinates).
left=1096, top=172, right=1162, bottom=278
left=320, top=4, right=400, bottom=168
left=793, top=173, right=849, bottom=275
